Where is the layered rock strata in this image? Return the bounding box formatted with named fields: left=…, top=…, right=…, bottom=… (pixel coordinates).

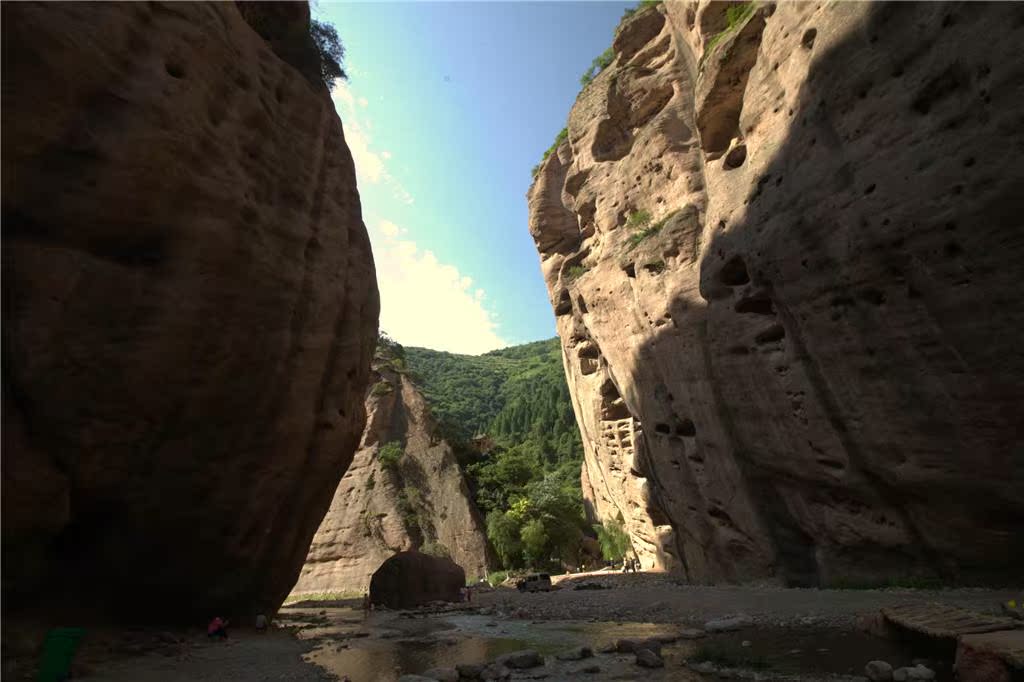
left=291, top=359, right=492, bottom=595
left=528, top=1, right=1024, bottom=585
left=2, top=1, right=378, bottom=619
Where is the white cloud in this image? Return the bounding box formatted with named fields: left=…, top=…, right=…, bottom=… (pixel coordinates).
left=330, top=81, right=412, bottom=204
left=369, top=220, right=506, bottom=355
left=358, top=96, right=369, bottom=108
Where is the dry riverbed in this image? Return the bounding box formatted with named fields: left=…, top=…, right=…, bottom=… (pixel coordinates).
left=11, top=573, right=1015, bottom=681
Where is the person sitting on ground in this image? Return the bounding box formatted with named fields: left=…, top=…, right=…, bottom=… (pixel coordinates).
left=362, top=591, right=371, bottom=617
left=207, top=616, right=229, bottom=640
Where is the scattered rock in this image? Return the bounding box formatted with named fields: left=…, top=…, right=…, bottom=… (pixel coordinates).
left=496, top=650, right=544, bottom=669
left=691, top=661, right=718, bottom=674
left=480, top=663, right=511, bottom=681
left=865, top=660, right=894, bottom=681
left=615, top=638, right=662, bottom=655
left=892, top=665, right=935, bottom=681
left=677, top=628, right=707, bottom=640
left=423, top=668, right=459, bottom=682
left=456, top=663, right=484, bottom=680
left=579, top=664, right=601, bottom=674
left=705, top=615, right=754, bottom=633
left=597, top=642, right=618, bottom=654
left=399, top=676, right=437, bottom=682
left=556, top=646, right=593, bottom=661
left=635, top=648, right=664, bottom=668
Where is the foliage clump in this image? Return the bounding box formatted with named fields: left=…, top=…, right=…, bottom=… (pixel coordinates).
left=378, top=441, right=404, bottom=469
left=702, top=2, right=756, bottom=66
left=594, top=518, right=632, bottom=561
left=564, top=264, right=589, bottom=281
left=532, top=128, right=569, bottom=178
left=310, top=19, right=348, bottom=89
left=580, top=47, right=615, bottom=87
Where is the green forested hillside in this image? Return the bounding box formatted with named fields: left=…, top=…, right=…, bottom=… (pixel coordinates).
left=404, top=338, right=587, bottom=569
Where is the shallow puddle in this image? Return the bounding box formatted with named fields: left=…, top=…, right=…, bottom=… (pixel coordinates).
left=285, top=605, right=949, bottom=682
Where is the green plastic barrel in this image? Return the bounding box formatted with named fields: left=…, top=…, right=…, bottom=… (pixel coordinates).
left=36, top=627, right=85, bottom=682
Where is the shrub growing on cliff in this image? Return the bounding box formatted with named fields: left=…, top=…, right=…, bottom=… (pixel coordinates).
left=310, top=19, right=348, bottom=89
left=580, top=47, right=615, bottom=87
left=531, top=128, right=569, bottom=178
left=702, top=2, right=756, bottom=66
left=420, top=539, right=452, bottom=559
left=378, top=441, right=404, bottom=469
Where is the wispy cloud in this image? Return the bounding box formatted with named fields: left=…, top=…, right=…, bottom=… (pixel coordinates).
left=331, top=81, right=413, bottom=205
left=369, top=219, right=507, bottom=355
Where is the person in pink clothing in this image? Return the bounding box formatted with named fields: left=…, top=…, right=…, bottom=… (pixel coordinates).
left=207, top=616, right=229, bottom=640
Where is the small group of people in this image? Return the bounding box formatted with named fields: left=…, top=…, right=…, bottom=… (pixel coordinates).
left=620, top=557, right=640, bottom=573
left=206, top=613, right=268, bottom=640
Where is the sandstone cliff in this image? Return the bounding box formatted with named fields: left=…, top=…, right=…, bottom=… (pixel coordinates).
left=2, top=2, right=378, bottom=619
left=292, top=351, right=492, bottom=595
left=529, top=1, right=1024, bottom=586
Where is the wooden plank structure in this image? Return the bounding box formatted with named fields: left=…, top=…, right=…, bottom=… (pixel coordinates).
left=881, top=602, right=1022, bottom=639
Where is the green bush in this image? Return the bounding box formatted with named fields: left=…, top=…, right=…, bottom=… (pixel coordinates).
left=487, top=570, right=509, bottom=586
left=420, top=540, right=451, bottom=559
left=626, top=210, right=652, bottom=229
left=580, top=47, right=615, bottom=87
left=594, top=519, right=631, bottom=561
left=378, top=441, right=404, bottom=469
left=702, top=2, right=756, bottom=65
left=565, top=264, right=589, bottom=281
left=371, top=381, right=393, bottom=397
left=309, top=20, right=347, bottom=89
left=532, top=128, right=569, bottom=178
left=627, top=225, right=662, bottom=249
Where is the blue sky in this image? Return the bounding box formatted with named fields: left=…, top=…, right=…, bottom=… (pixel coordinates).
left=314, top=1, right=632, bottom=353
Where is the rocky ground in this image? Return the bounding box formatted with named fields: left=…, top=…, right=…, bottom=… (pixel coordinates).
left=9, top=573, right=1014, bottom=681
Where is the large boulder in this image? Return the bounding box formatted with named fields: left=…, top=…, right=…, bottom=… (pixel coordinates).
left=369, top=551, right=465, bottom=609
left=1, top=1, right=378, bottom=621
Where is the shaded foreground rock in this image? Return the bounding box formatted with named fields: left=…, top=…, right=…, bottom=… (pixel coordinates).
left=527, top=0, right=1024, bottom=585
left=1, top=1, right=378, bottom=620
left=369, top=551, right=465, bottom=609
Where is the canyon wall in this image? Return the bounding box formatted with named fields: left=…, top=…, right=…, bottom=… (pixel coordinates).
left=292, top=356, right=492, bottom=595
left=528, top=1, right=1024, bottom=586
left=2, top=2, right=378, bottom=619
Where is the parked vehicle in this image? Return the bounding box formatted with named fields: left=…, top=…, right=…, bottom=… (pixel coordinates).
left=516, top=573, right=553, bottom=592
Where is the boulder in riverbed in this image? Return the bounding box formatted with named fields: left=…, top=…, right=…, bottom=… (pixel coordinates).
left=369, top=551, right=465, bottom=610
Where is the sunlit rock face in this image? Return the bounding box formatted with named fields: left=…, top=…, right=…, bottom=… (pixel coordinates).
left=2, top=1, right=378, bottom=619
left=528, top=1, right=1024, bottom=585
left=291, top=359, right=492, bottom=596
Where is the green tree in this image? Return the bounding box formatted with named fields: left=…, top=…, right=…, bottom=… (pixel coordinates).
left=520, top=518, right=549, bottom=566
left=486, top=510, right=523, bottom=568
left=594, top=519, right=631, bottom=562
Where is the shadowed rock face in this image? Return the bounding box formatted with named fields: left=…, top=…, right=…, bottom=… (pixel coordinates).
left=2, top=2, right=379, bottom=620
left=528, top=2, right=1024, bottom=586
left=369, top=551, right=465, bottom=610
left=291, top=358, right=492, bottom=596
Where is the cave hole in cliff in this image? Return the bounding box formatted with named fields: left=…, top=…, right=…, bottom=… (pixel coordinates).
left=719, top=255, right=750, bottom=286
left=624, top=262, right=636, bottom=279
left=555, top=289, right=572, bottom=316
left=755, top=324, right=786, bottom=345
left=674, top=418, right=696, bottom=437
left=723, top=144, right=747, bottom=169
left=734, top=293, right=775, bottom=315
left=576, top=295, right=589, bottom=314
left=165, top=62, right=185, bottom=79
left=655, top=423, right=671, bottom=435
left=801, top=28, right=817, bottom=50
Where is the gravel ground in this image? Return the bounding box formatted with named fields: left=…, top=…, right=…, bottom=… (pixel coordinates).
left=473, top=572, right=1021, bottom=629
